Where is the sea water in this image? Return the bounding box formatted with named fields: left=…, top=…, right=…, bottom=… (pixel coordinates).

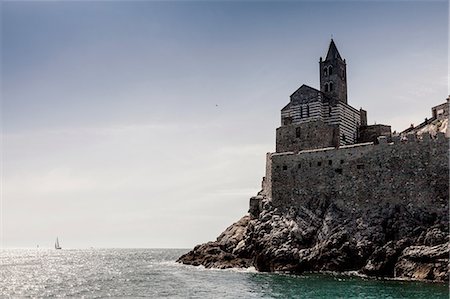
left=1, top=248, right=448, bottom=298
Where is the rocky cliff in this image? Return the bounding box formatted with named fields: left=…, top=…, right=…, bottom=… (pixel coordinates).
left=178, top=193, right=448, bottom=282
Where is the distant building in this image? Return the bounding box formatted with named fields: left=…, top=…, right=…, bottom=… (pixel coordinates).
left=401, top=97, right=449, bottom=138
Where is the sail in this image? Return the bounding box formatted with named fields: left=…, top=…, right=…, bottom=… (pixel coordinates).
left=55, top=237, right=61, bottom=249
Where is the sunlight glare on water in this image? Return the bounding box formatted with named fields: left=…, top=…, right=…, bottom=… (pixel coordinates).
left=1, top=249, right=448, bottom=298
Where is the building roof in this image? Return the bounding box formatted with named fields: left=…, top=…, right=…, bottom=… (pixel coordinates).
left=325, top=39, right=343, bottom=61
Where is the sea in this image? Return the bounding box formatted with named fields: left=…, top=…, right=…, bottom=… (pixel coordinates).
left=1, top=248, right=448, bottom=298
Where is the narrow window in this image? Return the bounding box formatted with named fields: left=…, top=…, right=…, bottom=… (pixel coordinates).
left=329, top=82, right=333, bottom=91
left=328, top=66, right=333, bottom=75
left=295, top=127, right=301, bottom=138
left=317, top=161, right=322, bottom=166
left=328, top=106, right=332, bottom=117
left=309, top=162, right=312, bottom=167
left=328, top=160, right=332, bottom=166
left=342, top=134, right=346, bottom=142
left=307, top=105, right=310, bottom=117
left=324, top=83, right=329, bottom=92
left=300, top=106, right=303, bottom=118
left=298, top=163, right=301, bottom=169
left=324, top=68, right=328, bottom=76
left=283, top=165, right=288, bottom=170
left=340, top=159, right=344, bottom=164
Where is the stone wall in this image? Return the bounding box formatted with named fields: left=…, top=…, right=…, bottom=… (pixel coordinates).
left=358, top=124, right=392, bottom=143
left=275, top=120, right=339, bottom=153
left=267, top=134, right=448, bottom=215
left=432, top=100, right=449, bottom=120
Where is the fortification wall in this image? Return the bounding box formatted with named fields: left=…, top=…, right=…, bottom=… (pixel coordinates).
left=267, top=134, right=449, bottom=214
left=276, top=120, right=339, bottom=153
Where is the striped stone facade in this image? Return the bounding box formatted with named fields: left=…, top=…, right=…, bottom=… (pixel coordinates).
left=276, top=40, right=363, bottom=152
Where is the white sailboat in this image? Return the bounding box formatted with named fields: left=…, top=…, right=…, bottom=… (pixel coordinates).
left=55, top=237, right=62, bottom=250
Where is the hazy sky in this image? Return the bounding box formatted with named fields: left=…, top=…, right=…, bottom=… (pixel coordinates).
left=1, top=1, right=448, bottom=248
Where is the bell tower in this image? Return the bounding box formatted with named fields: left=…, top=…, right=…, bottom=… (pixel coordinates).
left=319, top=39, right=348, bottom=103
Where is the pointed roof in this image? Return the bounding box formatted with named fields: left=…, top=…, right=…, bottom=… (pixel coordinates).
left=325, top=39, right=342, bottom=61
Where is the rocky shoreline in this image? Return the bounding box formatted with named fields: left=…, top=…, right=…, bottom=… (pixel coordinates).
left=177, top=195, right=449, bottom=282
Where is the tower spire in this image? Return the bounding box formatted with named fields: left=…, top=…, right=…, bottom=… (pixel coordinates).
left=325, top=39, right=342, bottom=61
left=320, top=39, right=347, bottom=103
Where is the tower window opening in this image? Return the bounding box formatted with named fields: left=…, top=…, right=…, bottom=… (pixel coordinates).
left=324, top=68, right=328, bottom=76
left=329, top=82, right=333, bottom=91
left=328, top=66, right=333, bottom=75
left=324, top=84, right=329, bottom=92
left=328, top=160, right=332, bottom=165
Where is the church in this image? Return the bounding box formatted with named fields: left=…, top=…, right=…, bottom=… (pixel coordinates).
left=276, top=40, right=391, bottom=153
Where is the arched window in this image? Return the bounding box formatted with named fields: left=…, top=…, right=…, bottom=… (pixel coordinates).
left=324, top=68, right=328, bottom=76
left=328, top=66, right=333, bottom=75
left=324, top=83, right=329, bottom=92
left=329, top=82, right=333, bottom=91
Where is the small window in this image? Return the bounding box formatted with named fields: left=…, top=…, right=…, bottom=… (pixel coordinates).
left=295, top=127, right=301, bottom=138
left=324, top=68, right=328, bottom=76
left=329, top=82, right=333, bottom=91
left=328, top=66, right=333, bottom=75
left=335, top=168, right=343, bottom=174
left=309, top=162, right=312, bottom=167
left=340, top=159, right=344, bottom=164
left=328, top=160, right=332, bottom=166
left=342, top=134, right=346, bottom=142
left=317, top=161, right=322, bottom=166
left=357, top=164, right=364, bottom=169
left=282, top=165, right=288, bottom=170
left=298, top=163, right=301, bottom=169
left=324, top=83, right=329, bottom=92
left=300, top=106, right=303, bottom=118
left=328, top=107, right=332, bottom=117
left=307, top=105, right=310, bottom=117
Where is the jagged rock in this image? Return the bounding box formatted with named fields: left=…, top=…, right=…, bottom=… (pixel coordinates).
left=394, top=243, right=449, bottom=281
left=178, top=195, right=448, bottom=282
left=176, top=216, right=253, bottom=269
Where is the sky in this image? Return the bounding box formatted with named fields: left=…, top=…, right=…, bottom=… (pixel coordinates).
left=1, top=1, right=448, bottom=248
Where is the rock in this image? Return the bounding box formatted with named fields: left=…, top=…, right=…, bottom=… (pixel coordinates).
left=176, top=216, right=253, bottom=269
left=178, top=195, right=449, bottom=282
left=394, top=243, right=449, bottom=281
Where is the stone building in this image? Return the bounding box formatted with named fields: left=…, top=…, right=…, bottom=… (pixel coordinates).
left=252, top=40, right=449, bottom=215
left=276, top=40, right=382, bottom=153
left=401, top=97, right=449, bottom=138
